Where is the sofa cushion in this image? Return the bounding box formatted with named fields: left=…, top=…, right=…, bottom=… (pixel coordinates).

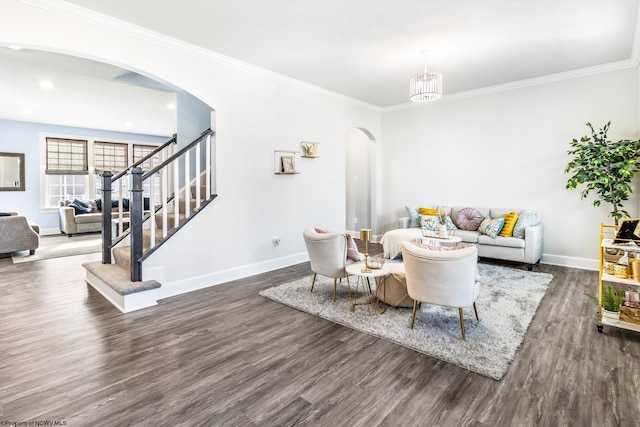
left=477, top=235, right=526, bottom=248
left=499, top=211, right=519, bottom=237
left=478, top=217, right=505, bottom=238
left=512, top=210, right=541, bottom=239
left=455, top=229, right=481, bottom=243
left=455, top=207, right=484, bottom=231
left=75, top=213, right=103, bottom=224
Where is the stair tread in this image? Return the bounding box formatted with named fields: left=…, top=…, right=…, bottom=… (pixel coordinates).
left=83, top=261, right=160, bottom=295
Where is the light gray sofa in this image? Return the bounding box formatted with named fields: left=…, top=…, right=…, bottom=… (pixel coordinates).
left=59, top=200, right=131, bottom=236
left=0, top=213, right=40, bottom=255
left=382, top=206, right=543, bottom=268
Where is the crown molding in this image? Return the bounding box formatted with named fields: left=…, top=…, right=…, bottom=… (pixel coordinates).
left=18, top=0, right=383, bottom=114
left=382, top=59, right=639, bottom=113
left=17, top=0, right=640, bottom=116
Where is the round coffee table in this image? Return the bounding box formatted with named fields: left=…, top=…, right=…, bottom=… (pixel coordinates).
left=418, top=235, right=462, bottom=247
left=346, top=263, right=389, bottom=314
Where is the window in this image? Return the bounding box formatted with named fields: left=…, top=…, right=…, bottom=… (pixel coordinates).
left=42, top=135, right=161, bottom=209
left=45, top=137, right=88, bottom=205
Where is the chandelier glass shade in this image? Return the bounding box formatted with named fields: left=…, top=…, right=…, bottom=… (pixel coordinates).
left=409, top=71, right=443, bottom=102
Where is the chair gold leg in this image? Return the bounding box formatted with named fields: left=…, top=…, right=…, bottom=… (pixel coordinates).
left=410, top=300, right=418, bottom=329
left=458, top=308, right=466, bottom=341
left=310, top=273, right=317, bottom=293
left=473, top=302, right=479, bottom=320
left=333, top=278, right=337, bottom=302
left=346, top=276, right=351, bottom=299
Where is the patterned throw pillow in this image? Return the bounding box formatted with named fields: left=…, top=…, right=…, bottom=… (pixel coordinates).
left=512, top=210, right=541, bottom=239
left=455, top=207, right=484, bottom=231
left=478, top=217, right=505, bottom=238
left=499, top=211, right=519, bottom=237
left=405, top=206, right=421, bottom=228
left=420, top=215, right=456, bottom=231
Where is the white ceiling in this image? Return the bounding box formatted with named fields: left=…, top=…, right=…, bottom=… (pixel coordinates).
left=0, top=48, right=177, bottom=136
left=1, top=0, right=639, bottom=135
left=63, top=0, right=640, bottom=107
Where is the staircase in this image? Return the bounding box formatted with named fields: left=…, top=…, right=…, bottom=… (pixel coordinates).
left=83, top=129, right=216, bottom=312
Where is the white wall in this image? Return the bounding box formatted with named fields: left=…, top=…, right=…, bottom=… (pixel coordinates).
left=0, top=1, right=380, bottom=294
left=381, top=68, right=639, bottom=269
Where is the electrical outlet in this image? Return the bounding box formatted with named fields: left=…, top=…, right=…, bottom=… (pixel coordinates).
left=354, top=218, right=358, bottom=224
left=272, top=237, right=281, bottom=247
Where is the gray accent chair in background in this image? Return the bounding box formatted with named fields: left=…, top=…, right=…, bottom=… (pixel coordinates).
left=0, top=213, right=40, bottom=255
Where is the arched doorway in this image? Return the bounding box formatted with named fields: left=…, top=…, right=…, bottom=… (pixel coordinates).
left=345, top=127, right=378, bottom=236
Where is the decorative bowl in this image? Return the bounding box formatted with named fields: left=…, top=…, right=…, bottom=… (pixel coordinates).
left=366, top=254, right=385, bottom=270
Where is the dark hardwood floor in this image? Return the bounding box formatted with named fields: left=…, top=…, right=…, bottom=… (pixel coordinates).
left=0, top=244, right=639, bottom=426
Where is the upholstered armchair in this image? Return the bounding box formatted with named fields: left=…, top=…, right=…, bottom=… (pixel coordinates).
left=401, top=241, right=480, bottom=340
left=303, top=228, right=352, bottom=302
left=0, top=213, right=40, bottom=255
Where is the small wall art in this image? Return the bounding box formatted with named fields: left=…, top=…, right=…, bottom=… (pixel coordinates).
left=301, top=141, right=319, bottom=158
left=274, top=150, right=300, bottom=174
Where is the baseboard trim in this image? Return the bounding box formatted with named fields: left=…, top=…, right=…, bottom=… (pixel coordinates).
left=146, top=251, right=597, bottom=306
left=155, top=252, right=310, bottom=300
left=541, top=253, right=598, bottom=271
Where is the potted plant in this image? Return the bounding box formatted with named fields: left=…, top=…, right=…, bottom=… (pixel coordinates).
left=585, top=285, right=625, bottom=320
left=565, top=121, right=640, bottom=225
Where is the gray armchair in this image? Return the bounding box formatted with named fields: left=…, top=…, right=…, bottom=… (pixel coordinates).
left=0, top=214, right=39, bottom=255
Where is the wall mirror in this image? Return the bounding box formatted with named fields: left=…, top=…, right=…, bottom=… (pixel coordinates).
left=0, top=152, right=25, bottom=191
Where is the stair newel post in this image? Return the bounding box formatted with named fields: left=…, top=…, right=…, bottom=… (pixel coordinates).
left=130, top=167, right=144, bottom=282
left=101, top=171, right=113, bottom=264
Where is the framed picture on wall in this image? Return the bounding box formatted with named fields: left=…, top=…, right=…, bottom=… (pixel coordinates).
left=281, top=155, right=295, bottom=173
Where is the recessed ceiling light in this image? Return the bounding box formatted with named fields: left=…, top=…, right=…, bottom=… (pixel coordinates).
left=125, top=121, right=133, bottom=127
left=39, top=80, right=54, bottom=90
left=23, top=108, right=32, bottom=114
left=8, top=46, right=22, bottom=50
left=167, top=103, right=176, bottom=110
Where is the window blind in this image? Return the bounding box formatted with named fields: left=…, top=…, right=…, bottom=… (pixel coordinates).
left=46, top=137, right=88, bottom=175
left=94, top=141, right=128, bottom=174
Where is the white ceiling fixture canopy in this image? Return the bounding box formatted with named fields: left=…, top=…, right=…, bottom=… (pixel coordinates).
left=409, top=50, right=442, bottom=102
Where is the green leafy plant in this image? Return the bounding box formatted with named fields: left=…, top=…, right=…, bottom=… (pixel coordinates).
left=585, top=285, right=625, bottom=312
left=565, top=121, right=640, bottom=225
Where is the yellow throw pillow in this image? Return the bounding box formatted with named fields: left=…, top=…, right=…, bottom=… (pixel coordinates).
left=499, top=211, right=519, bottom=237
left=419, top=207, right=438, bottom=216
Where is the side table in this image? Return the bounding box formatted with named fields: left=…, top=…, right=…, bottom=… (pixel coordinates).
left=346, top=263, right=389, bottom=314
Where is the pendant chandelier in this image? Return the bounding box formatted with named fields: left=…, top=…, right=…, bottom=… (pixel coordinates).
left=409, top=51, right=442, bottom=102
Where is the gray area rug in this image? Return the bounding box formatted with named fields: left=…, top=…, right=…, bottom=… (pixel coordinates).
left=259, top=264, right=553, bottom=380
left=11, top=233, right=101, bottom=263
